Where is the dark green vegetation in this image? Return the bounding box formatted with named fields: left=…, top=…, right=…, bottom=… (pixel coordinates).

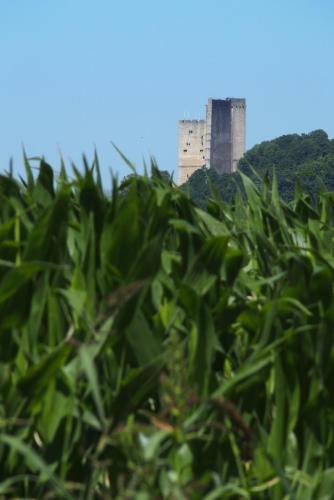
left=185, top=130, right=334, bottom=208
left=1, top=154, right=334, bottom=498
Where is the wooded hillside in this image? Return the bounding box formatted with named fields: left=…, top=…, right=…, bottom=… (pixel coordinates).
left=183, top=130, right=334, bottom=207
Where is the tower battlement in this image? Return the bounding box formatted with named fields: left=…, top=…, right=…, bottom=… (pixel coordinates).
left=178, top=98, right=246, bottom=184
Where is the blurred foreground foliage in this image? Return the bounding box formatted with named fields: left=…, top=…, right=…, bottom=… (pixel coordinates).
left=1, top=154, right=334, bottom=499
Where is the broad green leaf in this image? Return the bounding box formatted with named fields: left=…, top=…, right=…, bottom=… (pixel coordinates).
left=0, top=434, right=74, bottom=500
left=126, top=310, right=162, bottom=365
left=23, top=190, right=69, bottom=262
left=0, top=262, right=43, bottom=305
left=79, top=345, right=106, bottom=426
left=17, top=342, right=73, bottom=401
left=190, top=303, right=216, bottom=396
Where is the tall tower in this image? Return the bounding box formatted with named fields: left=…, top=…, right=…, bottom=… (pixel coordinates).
left=206, top=98, right=246, bottom=174
left=178, top=119, right=206, bottom=185
left=178, top=97, right=246, bottom=184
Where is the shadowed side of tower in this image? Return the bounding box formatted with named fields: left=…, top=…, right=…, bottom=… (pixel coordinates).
left=206, top=98, right=246, bottom=174
left=206, top=99, right=232, bottom=174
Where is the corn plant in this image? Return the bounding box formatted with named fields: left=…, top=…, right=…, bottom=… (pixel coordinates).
left=0, top=156, right=334, bottom=499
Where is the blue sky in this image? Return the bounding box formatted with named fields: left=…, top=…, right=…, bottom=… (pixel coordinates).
left=1, top=0, right=333, bottom=182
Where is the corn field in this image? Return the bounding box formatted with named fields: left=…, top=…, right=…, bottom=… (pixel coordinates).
left=0, top=155, right=334, bottom=499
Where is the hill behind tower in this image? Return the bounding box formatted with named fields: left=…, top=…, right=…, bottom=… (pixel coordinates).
left=183, top=130, right=334, bottom=207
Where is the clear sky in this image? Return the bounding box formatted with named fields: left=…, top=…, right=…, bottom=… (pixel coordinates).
left=1, top=0, right=333, bottom=182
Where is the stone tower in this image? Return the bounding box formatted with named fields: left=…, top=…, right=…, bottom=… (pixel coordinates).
left=178, top=120, right=206, bottom=185
left=178, top=97, right=246, bottom=184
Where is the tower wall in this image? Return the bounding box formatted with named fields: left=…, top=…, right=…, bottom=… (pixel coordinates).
left=178, top=120, right=206, bottom=185
left=206, top=99, right=232, bottom=174
left=231, top=98, right=246, bottom=172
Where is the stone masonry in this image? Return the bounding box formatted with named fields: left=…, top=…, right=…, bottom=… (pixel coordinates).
left=178, top=98, right=246, bottom=184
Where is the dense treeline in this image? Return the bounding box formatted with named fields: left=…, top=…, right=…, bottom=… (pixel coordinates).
left=184, top=129, right=334, bottom=207
left=1, top=156, right=334, bottom=497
